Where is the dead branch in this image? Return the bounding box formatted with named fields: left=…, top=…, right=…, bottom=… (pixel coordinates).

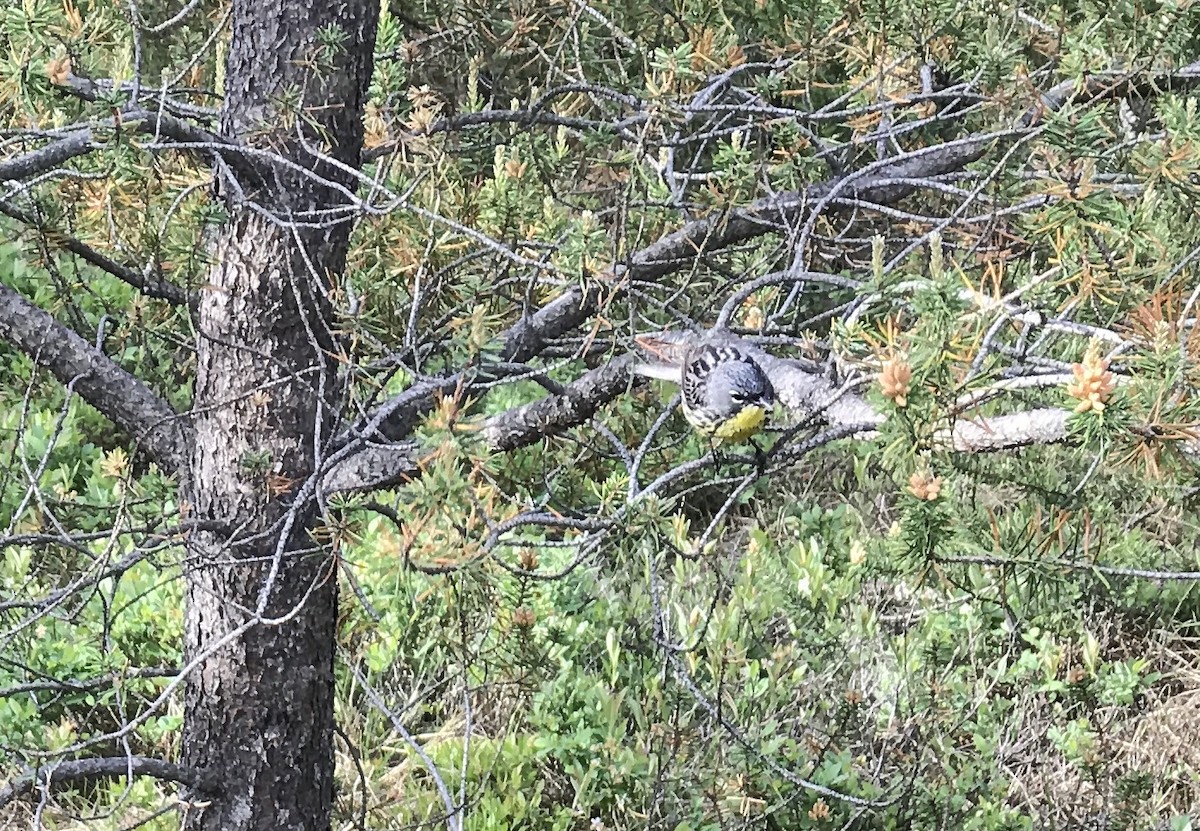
left=483, top=354, right=638, bottom=451
left=0, top=281, right=191, bottom=474
left=0, top=199, right=191, bottom=305
left=0, top=756, right=219, bottom=809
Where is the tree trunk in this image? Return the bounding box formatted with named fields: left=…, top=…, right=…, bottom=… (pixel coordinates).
left=182, top=2, right=378, bottom=829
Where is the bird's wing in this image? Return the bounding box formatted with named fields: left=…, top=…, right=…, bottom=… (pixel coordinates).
left=630, top=361, right=683, bottom=383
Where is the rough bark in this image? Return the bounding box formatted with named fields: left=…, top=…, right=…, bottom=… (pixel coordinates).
left=0, top=280, right=191, bottom=472
left=181, top=2, right=378, bottom=830
left=484, top=355, right=638, bottom=451
left=0, top=756, right=219, bottom=808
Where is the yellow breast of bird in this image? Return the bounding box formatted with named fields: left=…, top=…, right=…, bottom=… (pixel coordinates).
left=710, top=405, right=767, bottom=442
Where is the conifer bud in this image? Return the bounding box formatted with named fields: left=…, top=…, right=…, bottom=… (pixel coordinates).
left=1066, top=348, right=1116, bottom=413
left=908, top=471, right=942, bottom=501
left=46, top=54, right=72, bottom=86
left=512, top=607, right=536, bottom=629
left=518, top=548, right=539, bottom=571
left=880, top=358, right=913, bottom=407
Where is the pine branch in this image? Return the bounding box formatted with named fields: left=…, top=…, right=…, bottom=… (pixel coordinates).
left=0, top=756, right=219, bottom=808
left=0, top=72, right=245, bottom=188
left=483, top=354, right=638, bottom=451
left=480, top=331, right=1200, bottom=461
left=0, top=281, right=192, bottom=474
left=0, top=200, right=191, bottom=306
left=319, top=59, right=1200, bottom=489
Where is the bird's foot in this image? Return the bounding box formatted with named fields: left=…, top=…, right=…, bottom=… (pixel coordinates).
left=749, top=437, right=769, bottom=475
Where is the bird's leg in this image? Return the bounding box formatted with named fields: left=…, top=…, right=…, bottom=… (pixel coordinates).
left=749, top=437, right=769, bottom=475
left=707, top=435, right=724, bottom=476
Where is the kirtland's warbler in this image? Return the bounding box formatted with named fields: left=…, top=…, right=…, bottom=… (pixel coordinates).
left=634, top=333, right=775, bottom=443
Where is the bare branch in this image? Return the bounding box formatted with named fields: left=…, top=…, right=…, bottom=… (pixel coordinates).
left=499, top=287, right=601, bottom=363
left=0, top=756, right=219, bottom=808
left=0, top=282, right=191, bottom=474
left=0, top=76, right=249, bottom=201
left=483, top=330, right=1200, bottom=467
left=0, top=130, right=95, bottom=182
left=319, top=441, right=420, bottom=494
left=329, top=286, right=603, bottom=483
left=1022, top=59, right=1200, bottom=126
left=0, top=666, right=177, bottom=697
left=0, top=199, right=192, bottom=305
left=483, top=354, right=638, bottom=451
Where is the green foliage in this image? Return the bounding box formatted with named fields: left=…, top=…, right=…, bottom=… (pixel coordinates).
left=5, top=0, right=1200, bottom=827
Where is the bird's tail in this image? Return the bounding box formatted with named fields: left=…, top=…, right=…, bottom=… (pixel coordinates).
left=632, top=332, right=693, bottom=363
left=631, top=333, right=696, bottom=383
left=630, top=361, right=682, bottom=382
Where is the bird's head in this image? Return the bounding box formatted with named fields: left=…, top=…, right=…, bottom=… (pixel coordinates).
left=704, top=360, right=775, bottom=442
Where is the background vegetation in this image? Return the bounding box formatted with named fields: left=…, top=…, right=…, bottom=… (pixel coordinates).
left=3, top=0, right=1200, bottom=828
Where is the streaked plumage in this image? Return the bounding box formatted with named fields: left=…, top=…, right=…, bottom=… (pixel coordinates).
left=680, top=344, right=774, bottom=441
left=634, top=334, right=775, bottom=443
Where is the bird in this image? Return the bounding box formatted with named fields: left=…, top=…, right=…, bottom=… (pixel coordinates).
left=634, top=333, right=776, bottom=443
